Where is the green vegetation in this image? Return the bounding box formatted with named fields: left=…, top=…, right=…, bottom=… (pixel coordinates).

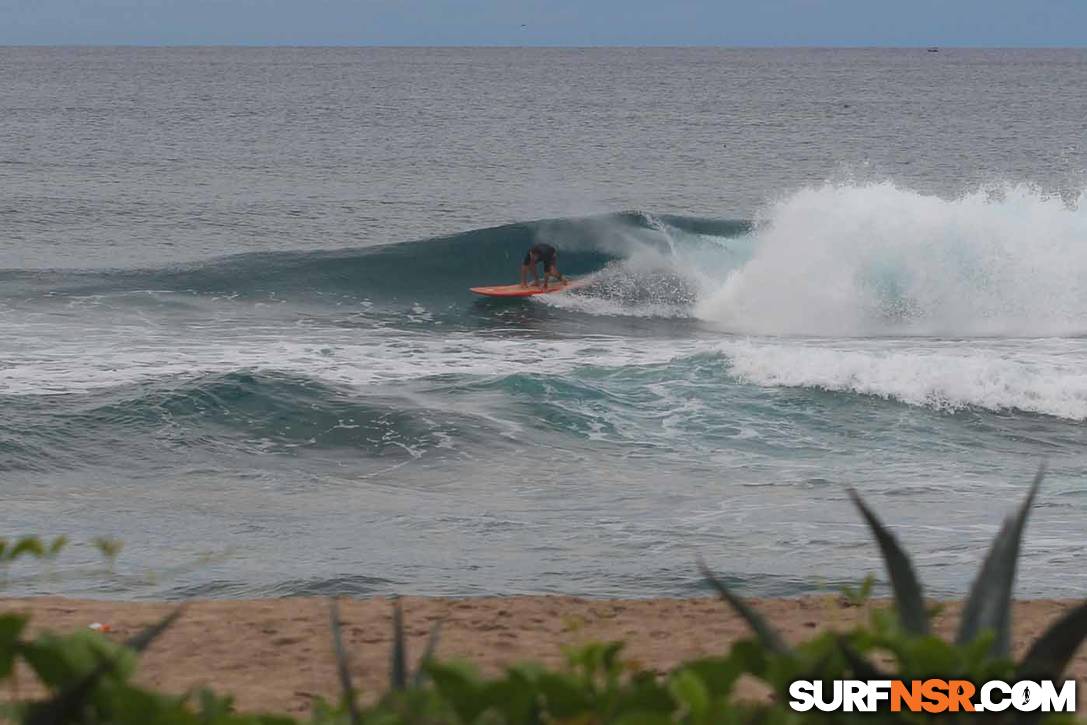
left=2, top=468, right=1086, bottom=723
left=838, top=574, right=875, bottom=609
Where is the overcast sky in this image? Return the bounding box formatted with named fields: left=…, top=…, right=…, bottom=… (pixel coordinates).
left=3, top=0, right=1086, bottom=46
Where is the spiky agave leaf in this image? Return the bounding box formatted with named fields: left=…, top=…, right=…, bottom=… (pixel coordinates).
left=847, top=488, right=928, bottom=635
left=1016, top=599, right=1087, bottom=681
left=390, top=596, right=407, bottom=691
left=328, top=599, right=361, bottom=725
left=698, top=558, right=789, bottom=655
left=0, top=614, right=27, bottom=679
left=413, top=618, right=443, bottom=688
left=125, top=606, right=184, bottom=653
left=956, top=466, right=1044, bottom=656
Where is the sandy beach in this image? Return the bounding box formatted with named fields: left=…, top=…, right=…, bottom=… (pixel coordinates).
left=2, top=596, right=1084, bottom=716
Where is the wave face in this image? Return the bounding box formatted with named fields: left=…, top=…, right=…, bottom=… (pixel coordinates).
left=0, top=370, right=495, bottom=473
left=697, top=181, right=1087, bottom=336
left=0, top=212, right=748, bottom=312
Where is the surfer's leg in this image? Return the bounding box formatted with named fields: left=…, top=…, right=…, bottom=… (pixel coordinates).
left=547, top=252, right=564, bottom=283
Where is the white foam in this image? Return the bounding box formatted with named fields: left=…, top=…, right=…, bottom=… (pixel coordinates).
left=723, top=338, right=1087, bottom=420
left=6, top=314, right=1087, bottom=420
left=0, top=321, right=706, bottom=396
left=538, top=291, right=691, bottom=319
left=697, top=181, right=1087, bottom=336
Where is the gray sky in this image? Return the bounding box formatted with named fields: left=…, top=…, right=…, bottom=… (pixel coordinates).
left=3, top=0, right=1086, bottom=46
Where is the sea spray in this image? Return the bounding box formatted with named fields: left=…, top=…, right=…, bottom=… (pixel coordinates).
left=696, top=181, right=1087, bottom=336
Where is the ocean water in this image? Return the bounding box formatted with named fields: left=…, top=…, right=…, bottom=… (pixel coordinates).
left=2, top=47, right=1087, bottom=600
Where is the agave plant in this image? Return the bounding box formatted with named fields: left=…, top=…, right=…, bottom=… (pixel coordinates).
left=328, top=596, right=443, bottom=724
left=701, top=465, right=1087, bottom=720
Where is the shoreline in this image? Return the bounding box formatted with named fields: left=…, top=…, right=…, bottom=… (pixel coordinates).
left=3, top=595, right=1086, bottom=715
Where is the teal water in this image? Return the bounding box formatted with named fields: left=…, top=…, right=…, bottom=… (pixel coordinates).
left=3, top=48, right=1087, bottom=599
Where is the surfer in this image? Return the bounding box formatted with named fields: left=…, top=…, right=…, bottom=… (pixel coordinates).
left=521, top=242, right=566, bottom=289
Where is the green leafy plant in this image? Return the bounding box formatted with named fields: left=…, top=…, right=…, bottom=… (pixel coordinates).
left=839, top=573, right=876, bottom=608
left=0, top=536, right=69, bottom=564
left=0, top=536, right=68, bottom=589
left=92, top=537, right=124, bottom=571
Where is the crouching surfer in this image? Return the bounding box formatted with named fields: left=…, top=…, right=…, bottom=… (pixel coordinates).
left=521, top=242, right=566, bottom=289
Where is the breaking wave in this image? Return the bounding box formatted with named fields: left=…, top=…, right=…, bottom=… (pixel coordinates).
left=698, top=181, right=1087, bottom=336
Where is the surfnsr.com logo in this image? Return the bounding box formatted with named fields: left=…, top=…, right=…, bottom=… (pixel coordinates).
left=789, top=679, right=1077, bottom=713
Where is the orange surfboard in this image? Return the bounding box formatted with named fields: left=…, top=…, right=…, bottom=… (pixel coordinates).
left=470, top=279, right=586, bottom=298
